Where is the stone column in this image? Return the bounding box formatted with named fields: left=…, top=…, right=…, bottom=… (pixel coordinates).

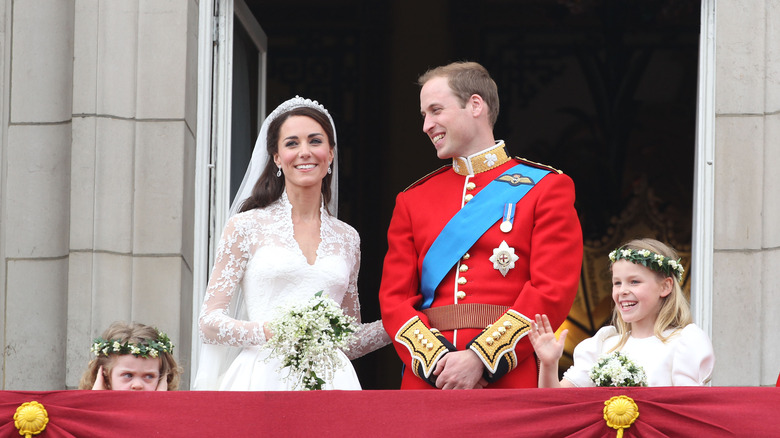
left=712, top=0, right=780, bottom=386
left=65, top=0, right=197, bottom=388
left=2, top=0, right=75, bottom=390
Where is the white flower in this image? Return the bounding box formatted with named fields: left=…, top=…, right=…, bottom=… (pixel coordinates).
left=264, top=291, right=357, bottom=390
left=484, top=153, right=498, bottom=167
left=589, top=351, right=647, bottom=387
left=638, top=250, right=651, bottom=257
left=112, top=341, right=121, bottom=352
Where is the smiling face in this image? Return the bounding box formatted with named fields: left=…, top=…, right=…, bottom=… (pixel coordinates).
left=611, top=260, right=673, bottom=338
left=420, top=76, right=483, bottom=159
left=273, top=115, right=334, bottom=193
left=108, top=354, right=161, bottom=391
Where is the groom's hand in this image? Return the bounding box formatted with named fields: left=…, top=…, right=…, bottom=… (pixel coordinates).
left=432, top=350, right=487, bottom=389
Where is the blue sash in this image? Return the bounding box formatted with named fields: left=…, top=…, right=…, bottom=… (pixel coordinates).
left=419, top=163, right=551, bottom=309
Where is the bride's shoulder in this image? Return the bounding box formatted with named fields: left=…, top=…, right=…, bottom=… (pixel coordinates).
left=228, top=207, right=276, bottom=230
left=327, top=215, right=360, bottom=241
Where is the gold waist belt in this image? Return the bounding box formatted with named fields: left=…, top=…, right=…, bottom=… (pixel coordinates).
left=421, top=303, right=510, bottom=331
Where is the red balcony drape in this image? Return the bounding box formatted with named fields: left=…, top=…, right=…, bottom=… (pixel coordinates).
left=2, top=387, right=779, bottom=437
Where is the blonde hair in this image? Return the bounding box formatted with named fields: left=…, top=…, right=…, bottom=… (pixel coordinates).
left=79, top=321, right=182, bottom=390
left=418, top=61, right=499, bottom=127
left=609, top=238, right=692, bottom=351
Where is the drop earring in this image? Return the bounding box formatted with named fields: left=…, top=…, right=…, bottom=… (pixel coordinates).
left=327, top=166, right=332, bottom=175
left=276, top=167, right=282, bottom=177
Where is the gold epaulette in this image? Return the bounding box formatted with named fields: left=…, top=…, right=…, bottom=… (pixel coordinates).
left=467, top=310, right=532, bottom=376
left=514, top=156, right=563, bottom=175
left=403, top=165, right=451, bottom=192
left=395, top=316, right=450, bottom=379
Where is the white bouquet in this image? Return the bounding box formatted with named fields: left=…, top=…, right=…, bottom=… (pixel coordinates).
left=589, top=351, right=648, bottom=387
left=264, top=291, right=357, bottom=390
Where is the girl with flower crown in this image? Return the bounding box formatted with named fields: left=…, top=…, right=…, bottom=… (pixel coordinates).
left=79, top=321, right=181, bottom=391
left=194, top=97, right=390, bottom=391
left=529, top=238, right=714, bottom=387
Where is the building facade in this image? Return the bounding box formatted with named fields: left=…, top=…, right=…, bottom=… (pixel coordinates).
left=0, top=0, right=777, bottom=389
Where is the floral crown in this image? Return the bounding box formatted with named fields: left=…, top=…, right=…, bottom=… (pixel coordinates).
left=91, top=330, right=174, bottom=359
left=609, top=247, right=684, bottom=283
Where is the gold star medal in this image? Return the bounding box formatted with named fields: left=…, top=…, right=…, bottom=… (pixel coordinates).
left=489, top=240, right=520, bottom=277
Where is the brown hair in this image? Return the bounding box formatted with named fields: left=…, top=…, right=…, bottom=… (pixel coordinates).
left=238, top=107, right=336, bottom=213
left=79, top=321, right=182, bottom=390
left=609, top=238, right=692, bottom=352
left=418, top=61, right=500, bottom=127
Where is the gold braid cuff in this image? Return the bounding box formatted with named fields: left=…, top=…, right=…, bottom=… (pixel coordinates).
left=395, top=316, right=452, bottom=380
left=467, top=309, right=532, bottom=376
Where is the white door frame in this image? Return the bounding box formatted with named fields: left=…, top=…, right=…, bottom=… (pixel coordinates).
left=192, top=0, right=267, bottom=383
left=692, top=0, right=716, bottom=337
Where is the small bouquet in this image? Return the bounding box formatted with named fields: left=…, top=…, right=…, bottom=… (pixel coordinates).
left=589, top=351, right=648, bottom=387
left=264, top=291, right=357, bottom=390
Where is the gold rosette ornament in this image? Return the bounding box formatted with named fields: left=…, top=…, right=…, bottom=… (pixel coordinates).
left=603, top=395, right=639, bottom=438
left=13, top=401, right=49, bottom=437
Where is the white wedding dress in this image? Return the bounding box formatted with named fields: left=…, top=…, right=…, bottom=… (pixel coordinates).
left=194, top=192, right=389, bottom=390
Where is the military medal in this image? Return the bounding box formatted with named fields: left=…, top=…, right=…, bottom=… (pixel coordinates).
left=500, top=202, right=515, bottom=233
left=490, top=240, right=520, bottom=277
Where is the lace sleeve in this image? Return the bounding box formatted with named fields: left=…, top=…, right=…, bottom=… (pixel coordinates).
left=340, top=229, right=391, bottom=360
left=198, top=215, right=266, bottom=347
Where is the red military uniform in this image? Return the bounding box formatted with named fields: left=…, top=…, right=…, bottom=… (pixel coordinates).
left=379, top=143, right=583, bottom=389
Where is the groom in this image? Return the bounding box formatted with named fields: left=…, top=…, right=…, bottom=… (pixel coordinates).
left=379, top=61, right=583, bottom=389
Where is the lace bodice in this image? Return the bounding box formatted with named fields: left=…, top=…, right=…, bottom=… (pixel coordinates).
left=198, top=192, right=389, bottom=359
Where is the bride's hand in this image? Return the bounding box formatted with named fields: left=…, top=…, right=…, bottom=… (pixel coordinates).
left=263, top=322, right=274, bottom=340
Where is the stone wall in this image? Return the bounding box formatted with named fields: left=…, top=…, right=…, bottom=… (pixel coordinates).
left=712, top=0, right=780, bottom=386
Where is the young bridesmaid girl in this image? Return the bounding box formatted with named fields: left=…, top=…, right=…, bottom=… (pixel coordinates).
left=79, top=321, right=181, bottom=391
left=530, top=238, right=714, bottom=387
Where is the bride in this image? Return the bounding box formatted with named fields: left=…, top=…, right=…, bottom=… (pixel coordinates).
left=194, top=96, right=389, bottom=390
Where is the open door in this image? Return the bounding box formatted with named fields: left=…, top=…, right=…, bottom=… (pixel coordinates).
left=192, top=0, right=267, bottom=385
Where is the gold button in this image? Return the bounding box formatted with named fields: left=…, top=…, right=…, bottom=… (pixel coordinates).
left=497, top=326, right=506, bottom=335
left=417, top=334, right=424, bottom=341
left=492, top=331, right=501, bottom=340
left=458, top=277, right=467, bottom=285
left=427, top=343, right=434, bottom=350
left=466, top=182, right=476, bottom=190
left=421, top=338, right=428, bottom=346
left=464, top=194, right=474, bottom=202
left=503, top=321, right=512, bottom=329
left=414, top=329, right=420, bottom=335
left=456, top=291, right=466, bottom=300
left=462, top=253, right=470, bottom=260
left=486, top=337, right=494, bottom=346
left=459, top=264, right=469, bottom=272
